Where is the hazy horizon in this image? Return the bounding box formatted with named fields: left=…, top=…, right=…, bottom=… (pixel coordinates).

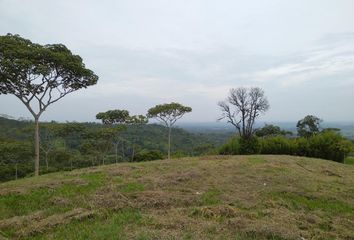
left=1, top=0, right=354, bottom=122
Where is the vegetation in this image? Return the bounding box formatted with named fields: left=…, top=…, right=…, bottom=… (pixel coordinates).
left=147, top=102, right=192, bottom=159
left=0, top=117, right=217, bottom=182
left=0, top=155, right=353, bottom=239
left=0, top=34, right=98, bottom=176
left=220, top=131, right=353, bottom=163
left=297, top=115, right=322, bottom=138
left=218, top=87, right=269, bottom=138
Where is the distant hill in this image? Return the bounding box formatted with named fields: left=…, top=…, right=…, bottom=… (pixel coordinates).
left=0, top=155, right=353, bottom=239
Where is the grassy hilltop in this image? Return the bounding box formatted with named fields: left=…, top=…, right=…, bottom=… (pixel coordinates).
left=0, top=155, right=353, bottom=240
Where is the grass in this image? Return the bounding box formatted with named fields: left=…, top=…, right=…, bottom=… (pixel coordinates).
left=0, top=155, right=353, bottom=239
left=345, top=156, right=354, bottom=165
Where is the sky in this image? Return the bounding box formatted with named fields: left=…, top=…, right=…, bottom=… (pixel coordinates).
left=0, top=0, right=354, bottom=123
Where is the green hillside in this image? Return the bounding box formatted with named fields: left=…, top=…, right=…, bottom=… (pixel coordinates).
left=0, top=155, right=353, bottom=240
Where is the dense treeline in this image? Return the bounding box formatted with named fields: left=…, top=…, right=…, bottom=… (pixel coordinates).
left=0, top=117, right=216, bottom=182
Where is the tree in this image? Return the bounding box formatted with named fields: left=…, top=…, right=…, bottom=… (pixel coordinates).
left=218, top=87, right=269, bottom=139
left=96, top=109, right=148, bottom=162
left=83, top=127, right=119, bottom=165
left=0, top=34, right=98, bottom=176
left=147, top=102, right=192, bottom=159
left=297, top=115, right=322, bottom=138
left=255, top=124, right=292, bottom=137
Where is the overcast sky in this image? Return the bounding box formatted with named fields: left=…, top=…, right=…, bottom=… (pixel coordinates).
left=0, top=0, right=354, bottom=123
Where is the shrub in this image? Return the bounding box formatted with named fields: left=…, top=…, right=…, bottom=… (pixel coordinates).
left=239, top=136, right=260, bottom=154
left=306, top=131, right=352, bottom=163
left=259, top=136, right=294, bottom=155
left=218, top=136, right=240, bottom=155
left=219, top=131, right=351, bottom=163
left=133, top=150, right=164, bottom=162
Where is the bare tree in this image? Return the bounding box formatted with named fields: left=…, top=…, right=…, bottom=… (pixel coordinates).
left=218, top=87, right=269, bottom=138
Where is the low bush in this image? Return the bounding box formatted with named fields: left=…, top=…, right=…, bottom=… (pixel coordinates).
left=133, top=150, right=164, bottom=162
left=218, top=136, right=240, bottom=155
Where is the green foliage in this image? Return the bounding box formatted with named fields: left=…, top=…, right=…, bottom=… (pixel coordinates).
left=96, top=110, right=130, bottom=125
left=218, top=136, right=240, bottom=155
left=259, top=136, right=294, bottom=155
left=0, top=118, right=217, bottom=182
left=147, top=102, right=192, bottom=122
left=297, top=115, right=322, bottom=138
left=255, top=124, right=292, bottom=137
left=239, top=136, right=261, bottom=154
left=220, top=131, right=351, bottom=163
left=133, top=150, right=164, bottom=162
left=0, top=34, right=98, bottom=98
left=305, top=131, right=352, bottom=162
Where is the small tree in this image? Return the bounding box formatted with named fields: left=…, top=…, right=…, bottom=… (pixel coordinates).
left=218, top=87, right=269, bottom=139
left=297, top=115, right=322, bottom=138
left=0, top=34, right=98, bottom=176
left=147, top=102, right=192, bottom=159
left=96, top=110, right=148, bottom=162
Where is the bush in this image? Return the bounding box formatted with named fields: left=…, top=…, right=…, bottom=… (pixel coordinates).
left=239, top=136, right=261, bottom=154
left=218, top=136, right=240, bottom=155
left=219, top=131, right=351, bottom=163
left=306, top=131, right=352, bottom=163
left=259, top=136, right=294, bottom=155
left=133, top=150, right=164, bottom=162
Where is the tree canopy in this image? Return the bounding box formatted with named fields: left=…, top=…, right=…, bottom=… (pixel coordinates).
left=0, top=33, right=98, bottom=176
left=147, top=102, right=192, bottom=159
left=297, top=115, right=322, bottom=138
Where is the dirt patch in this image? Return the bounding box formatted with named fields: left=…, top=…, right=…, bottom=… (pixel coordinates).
left=16, top=208, right=95, bottom=237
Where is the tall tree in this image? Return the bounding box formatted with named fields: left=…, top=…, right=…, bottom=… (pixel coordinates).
left=0, top=34, right=98, bottom=176
left=218, top=87, right=269, bottom=139
left=297, top=115, right=322, bottom=138
left=147, top=102, right=192, bottom=159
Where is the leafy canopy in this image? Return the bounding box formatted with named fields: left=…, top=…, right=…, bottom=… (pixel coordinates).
left=297, top=115, right=322, bottom=138
left=96, top=109, right=148, bottom=125
left=0, top=34, right=98, bottom=116
left=147, top=102, right=192, bottom=127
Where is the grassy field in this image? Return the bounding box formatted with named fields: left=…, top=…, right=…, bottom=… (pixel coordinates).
left=0, top=155, right=353, bottom=240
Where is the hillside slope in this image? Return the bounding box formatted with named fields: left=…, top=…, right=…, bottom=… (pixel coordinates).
left=0, top=155, right=353, bottom=240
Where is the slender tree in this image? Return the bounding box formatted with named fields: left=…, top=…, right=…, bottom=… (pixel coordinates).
left=0, top=34, right=98, bottom=176
left=218, top=87, right=269, bottom=139
left=96, top=110, right=148, bottom=162
left=147, top=102, right=192, bottom=159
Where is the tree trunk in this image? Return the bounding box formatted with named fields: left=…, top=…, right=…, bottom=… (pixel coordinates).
left=34, top=117, right=40, bottom=176
left=115, top=142, right=118, bottom=164
left=131, top=143, right=135, bottom=162
left=122, top=141, right=125, bottom=160
left=45, top=152, right=49, bottom=171
left=168, top=127, right=171, bottom=159
left=15, top=163, right=18, bottom=180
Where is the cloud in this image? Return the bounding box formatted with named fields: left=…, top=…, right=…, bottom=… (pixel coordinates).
left=251, top=33, right=354, bottom=87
